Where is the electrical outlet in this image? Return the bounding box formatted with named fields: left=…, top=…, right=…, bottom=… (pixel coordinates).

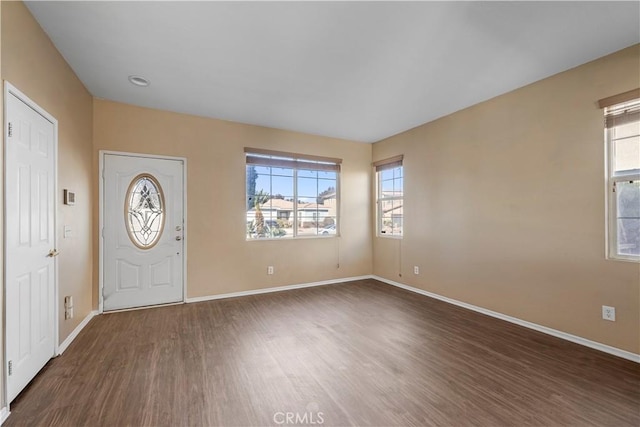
left=64, top=296, right=74, bottom=319
left=602, top=305, right=616, bottom=321
left=267, top=266, right=274, bottom=275
left=414, top=266, right=419, bottom=275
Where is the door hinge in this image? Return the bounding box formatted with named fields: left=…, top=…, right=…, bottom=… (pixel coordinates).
left=8, top=122, right=13, bottom=138
left=613, top=181, right=616, bottom=193
left=8, top=360, right=12, bottom=376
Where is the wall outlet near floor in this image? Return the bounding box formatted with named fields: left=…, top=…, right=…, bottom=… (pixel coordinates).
left=602, top=305, right=616, bottom=321
left=414, top=266, right=419, bottom=275
left=64, top=295, right=74, bottom=320
left=267, top=266, right=274, bottom=275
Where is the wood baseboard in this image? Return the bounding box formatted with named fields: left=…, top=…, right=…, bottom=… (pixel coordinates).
left=185, top=275, right=372, bottom=303
left=57, top=310, right=99, bottom=355
left=0, top=406, right=10, bottom=425
left=373, top=275, right=640, bottom=363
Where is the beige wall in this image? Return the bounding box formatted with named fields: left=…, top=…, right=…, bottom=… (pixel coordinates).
left=373, top=45, right=640, bottom=354
left=93, top=100, right=372, bottom=301
left=2, top=1, right=94, bottom=344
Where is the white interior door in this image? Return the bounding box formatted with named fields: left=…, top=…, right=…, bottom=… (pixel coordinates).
left=103, top=154, right=184, bottom=311
left=5, top=90, right=57, bottom=402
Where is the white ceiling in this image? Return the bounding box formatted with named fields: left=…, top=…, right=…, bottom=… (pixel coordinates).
left=26, top=1, right=640, bottom=143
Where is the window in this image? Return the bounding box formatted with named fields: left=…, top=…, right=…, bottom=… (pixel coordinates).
left=375, top=155, right=403, bottom=237
left=245, top=148, right=340, bottom=239
left=126, top=174, right=165, bottom=249
left=603, top=93, right=640, bottom=261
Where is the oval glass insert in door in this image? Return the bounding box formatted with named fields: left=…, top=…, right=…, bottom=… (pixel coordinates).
left=125, top=174, right=165, bottom=249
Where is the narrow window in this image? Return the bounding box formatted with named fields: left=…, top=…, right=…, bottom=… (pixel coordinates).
left=375, top=156, right=403, bottom=238
left=603, top=93, right=640, bottom=261
left=245, top=148, right=341, bottom=240
left=126, top=174, right=165, bottom=249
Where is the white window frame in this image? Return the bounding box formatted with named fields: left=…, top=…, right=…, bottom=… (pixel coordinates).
left=245, top=148, right=340, bottom=240
left=605, top=98, right=640, bottom=262
left=375, top=156, right=404, bottom=239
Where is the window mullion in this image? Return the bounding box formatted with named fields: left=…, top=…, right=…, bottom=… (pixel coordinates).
left=293, top=169, right=298, bottom=238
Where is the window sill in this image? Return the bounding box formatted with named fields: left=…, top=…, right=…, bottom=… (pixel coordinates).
left=377, top=234, right=402, bottom=239
left=606, top=255, right=640, bottom=263
left=246, top=234, right=340, bottom=242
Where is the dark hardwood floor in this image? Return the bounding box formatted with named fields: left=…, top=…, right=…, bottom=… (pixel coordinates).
left=6, top=279, right=640, bottom=426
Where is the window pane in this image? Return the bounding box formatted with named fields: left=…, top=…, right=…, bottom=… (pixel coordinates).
left=612, top=121, right=640, bottom=139
left=380, top=169, right=393, bottom=181
left=246, top=163, right=292, bottom=239
left=246, top=166, right=257, bottom=199
left=272, top=167, right=293, bottom=177
left=298, top=169, right=318, bottom=178
left=394, top=177, right=403, bottom=195
left=297, top=205, right=319, bottom=236
left=247, top=197, right=291, bottom=240
left=272, top=175, right=293, bottom=198
left=126, top=175, right=165, bottom=249
left=318, top=171, right=337, bottom=180
left=380, top=198, right=393, bottom=215
left=381, top=179, right=394, bottom=195
left=617, top=180, right=640, bottom=256
left=380, top=196, right=403, bottom=236
left=392, top=217, right=403, bottom=236
left=618, top=219, right=640, bottom=256
left=253, top=166, right=271, bottom=175
left=380, top=215, right=394, bottom=235
left=318, top=179, right=336, bottom=196
left=319, top=217, right=337, bottom=235
left=391, top=199, right=403, bottom=236
left=254, top=174, right=271, bottom=194
left=298, top=196, right=316, bottom=204
left=393, top=166, right=403, bottom=178
left=318, top=180, right=337, bottom=223
left=297, top=177, right=318, bottom=198
left=614, top=135, right=640, bottom=172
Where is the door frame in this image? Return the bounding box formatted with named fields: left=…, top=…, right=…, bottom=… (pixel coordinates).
left=3, top=81, right=60, bottom=406
left=98, top=150, right=188, bottom=313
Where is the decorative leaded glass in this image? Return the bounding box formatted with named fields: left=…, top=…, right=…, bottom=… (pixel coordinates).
left=126, top=174, right=165, bottom=248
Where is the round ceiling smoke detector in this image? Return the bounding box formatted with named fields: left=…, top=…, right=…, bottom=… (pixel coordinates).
left=128, top=75, right=150, bottom=87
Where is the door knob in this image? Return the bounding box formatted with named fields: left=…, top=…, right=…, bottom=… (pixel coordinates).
left=175, top=236, right=182, bottom=241
left=47, top=249, right=60, bottom=257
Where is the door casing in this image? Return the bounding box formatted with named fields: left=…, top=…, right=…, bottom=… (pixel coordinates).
left=98, top=151, right=188, bottom=313
left=3, top=81, right=60, bottom=408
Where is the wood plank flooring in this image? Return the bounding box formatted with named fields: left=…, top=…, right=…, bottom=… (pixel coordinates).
left=5, top=279, right=640, bottom=426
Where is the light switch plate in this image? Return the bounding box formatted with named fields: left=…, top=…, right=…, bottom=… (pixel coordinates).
left=64, top=189, right=75, bottom=205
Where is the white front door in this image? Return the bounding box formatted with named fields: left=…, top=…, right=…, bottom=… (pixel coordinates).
left=5, top=89, right=57, bottom=402
left=102, top=154, right=185, bottom=311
